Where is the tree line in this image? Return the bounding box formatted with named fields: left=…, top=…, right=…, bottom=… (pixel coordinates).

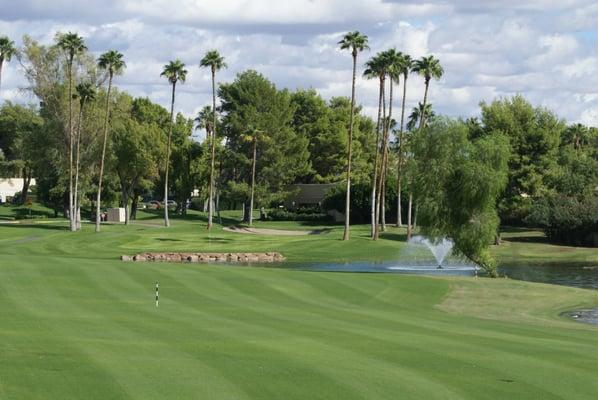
left=1, top=31, right=596, bottom=273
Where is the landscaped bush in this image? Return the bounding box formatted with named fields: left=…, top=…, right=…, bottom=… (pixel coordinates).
left=266, top=207, right=331, bottom=222
left=189, top=197, right=204, bottom=211
left=527, top=194, right=598, bottom=247
left=321, top=183, right=399, bottom=224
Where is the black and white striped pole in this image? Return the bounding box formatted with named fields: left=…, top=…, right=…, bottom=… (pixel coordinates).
left=155, top=282, right=159, bottom=307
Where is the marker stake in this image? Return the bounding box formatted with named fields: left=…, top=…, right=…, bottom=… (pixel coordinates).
left=155, top=282, right=159, bottom=307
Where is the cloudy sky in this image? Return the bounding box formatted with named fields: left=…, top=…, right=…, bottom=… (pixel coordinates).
left=1, top=0, right=598, bottom=128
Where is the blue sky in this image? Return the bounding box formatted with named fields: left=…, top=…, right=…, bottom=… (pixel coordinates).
left=1, top=0, right=597, bottom=128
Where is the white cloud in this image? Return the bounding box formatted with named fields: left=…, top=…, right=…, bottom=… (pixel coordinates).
left=0, top=0, right=597, bottom=126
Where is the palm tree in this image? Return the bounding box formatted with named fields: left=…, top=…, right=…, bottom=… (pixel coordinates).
left=200, top=50, right=227, bottom=230
left=412, top=55, right=443, bottom=130
left=395, top=53, right=412, bottom=227
left=405, top=102, right=434, bottom=240
left=194, top=105, right=214, bottom=141
left=363, top=52, right=389, bottom=237
left=0, top=36, right=17, bottom=95
left=160, top=59, right=187, bottom=227
left=56, top=32, right=87, bottom=232
left=73, top=82, right=96, bottom=230
left=376, top=49, right=402, bottom=236
left=407, top=102, right=434, bottom=131
left=95, top=50, right=125, bottom=232
left=241, top=128, right=268, bottom=227
left=338, top=31, right=369, bottom=241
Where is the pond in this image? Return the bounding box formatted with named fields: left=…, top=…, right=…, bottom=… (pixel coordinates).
left=267, top=261, right=597, bottom=290
left=497, top=264, right=598, bottom=290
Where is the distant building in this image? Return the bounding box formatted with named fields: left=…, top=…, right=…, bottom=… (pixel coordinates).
left=284, top=183, right=337, bottom=208
left=0, top=178, right=36, bottom=203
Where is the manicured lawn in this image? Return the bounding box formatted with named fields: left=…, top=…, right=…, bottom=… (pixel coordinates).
left=1, top=206, right=598, bottom=399
left=492, top=227, right=598, bottom=266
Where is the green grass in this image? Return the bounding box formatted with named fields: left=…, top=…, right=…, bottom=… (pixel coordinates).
left=492, top=227, right=598, bottom=266
left=1, top=207, right=598, bottom=399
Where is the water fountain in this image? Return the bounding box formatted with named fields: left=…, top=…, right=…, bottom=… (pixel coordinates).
left=386, top=235, right=478, bottom=275
left=408, top=236, right=454, bottom=269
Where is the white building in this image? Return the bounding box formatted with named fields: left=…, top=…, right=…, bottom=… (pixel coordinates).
left=0, top=178, right=36, bottom=203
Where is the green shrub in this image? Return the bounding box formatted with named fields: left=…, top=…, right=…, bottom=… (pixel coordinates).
left=189, top=197, right=204, bottom=211
left=322, top=183, right=398, bottom=224
left=266, top=208, right=331, bottom=222
left=527, top=194, right=598, bottom=246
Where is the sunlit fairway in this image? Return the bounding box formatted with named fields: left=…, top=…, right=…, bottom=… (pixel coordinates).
left=1, top=209, right=598, bottom=399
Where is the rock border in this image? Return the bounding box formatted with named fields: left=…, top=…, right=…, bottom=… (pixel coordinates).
left=121, top=252, right=285, bottom=263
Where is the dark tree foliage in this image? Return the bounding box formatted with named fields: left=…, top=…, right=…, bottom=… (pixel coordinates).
left=218, top=70, right=310, bottom=206
left=480, top=95, right=564, bottom=224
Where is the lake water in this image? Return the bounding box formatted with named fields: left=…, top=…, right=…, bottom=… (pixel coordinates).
left=497, top=264, right=598, bottom=290
left=270, top=261, right=598, bottom=290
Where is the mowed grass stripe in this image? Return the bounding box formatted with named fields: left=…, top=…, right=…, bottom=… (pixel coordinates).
left=1, top=215, right=598, bottom=399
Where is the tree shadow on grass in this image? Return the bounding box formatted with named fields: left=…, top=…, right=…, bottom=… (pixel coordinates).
left=379, top=232, right=407, bottom=242
left=203, top=237, right=235, bottom=243
left=502, top=235, right=550, bottom=244
left=0, top=222, right=69, bottom=231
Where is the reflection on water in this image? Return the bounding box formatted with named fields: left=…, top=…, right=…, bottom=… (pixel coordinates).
left=259, top=261, right=598, bottom=289
left=562, top=309, right=598, bottom=325
left=282, top=261, right=478, bottom=276
left=498, top=265, right=598, bottom=290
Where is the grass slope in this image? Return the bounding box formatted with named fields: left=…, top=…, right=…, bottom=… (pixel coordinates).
left=1, top=207, right=598, bottom=399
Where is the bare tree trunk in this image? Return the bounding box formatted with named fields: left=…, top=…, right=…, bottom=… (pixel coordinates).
left=67, top=55, right=75, bottom=231
left=20, top=167, right=32, bottom=205
left=95, top=73, right=113, bottom=232
left=122, top=187, right=130, bottom=226
left=370, top=76, right=384, bottom=237
left=0, top=59, right=3, bottom=94
left=343, top=51, right=358, bottom=241
left=130, top=192, right=138, bottom=221
left=419, top=79, right=430, bottom=130
left=76, top=205, right=81, bottom=230
left=207, top=68, right=217, bottom=230
left=248, top=138, right=257, bottom=226
left=396, top=179, right=402, bottom=227
left=381, top=173, right=386, bottom=231
left=164, top=81, right=176, bottom=227
left=373, top=82, right=387, bottom=238
left=396, top=74, right=408, bottom=227
left=407, top=192, right=413, bottom=240
left=374, top=75, right=393, bottom=239
left=413, top=203, right=418, bottom=230
left=74, top=101, right=85, bottom=231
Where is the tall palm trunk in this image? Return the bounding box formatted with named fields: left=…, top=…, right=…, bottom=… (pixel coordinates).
left=370, top=75, right=384, bottom=237
left=67, top=54, right=75, bottom=231
left=164, top=81, right=176, bottom=227
left=407, top=77, right=430, bottom=239
left=207, top=67, right=217, bottom=230
left=343, top=51, right=358, bottom=241
left=374, top=76, right=393, bottom=240
left=419, top=78, right=430, bottom=130
left=74, top=99, right=86, bottom=231
left=95, top=72, right=113, bottom=232
left=0, top=58, right=4, bottom=94
left=248, top=138, right=257, bottom=227
left=396, top=74, right=408, bottom=227
left=407, top=192, right=413, bottom=240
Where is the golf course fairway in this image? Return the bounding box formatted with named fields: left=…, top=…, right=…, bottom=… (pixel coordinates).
left=1, top=219, right=597, bottom=399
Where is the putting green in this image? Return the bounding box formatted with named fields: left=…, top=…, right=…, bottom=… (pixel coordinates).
left=1, top=214, right=598, bottom=399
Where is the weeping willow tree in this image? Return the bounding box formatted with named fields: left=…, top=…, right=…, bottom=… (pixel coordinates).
left=410, top=118, right=509, bottom=276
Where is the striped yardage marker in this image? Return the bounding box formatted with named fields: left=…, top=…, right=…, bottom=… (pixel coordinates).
left=155, top=282, right=159, bottom=307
